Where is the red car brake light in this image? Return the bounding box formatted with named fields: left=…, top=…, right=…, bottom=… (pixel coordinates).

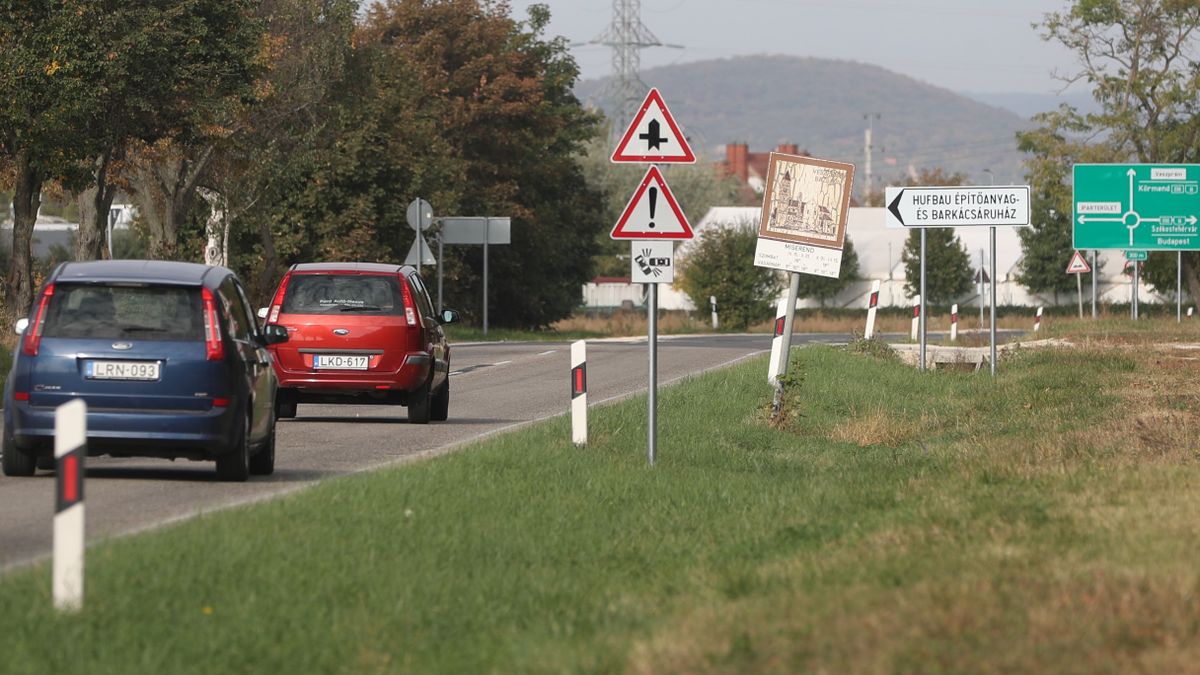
left=399, top=274, right=418, bottom=326
left=22, top=283, right=55, bottom=356
left=201, top=287, right=225, bottom=361
left=267, top=271, right=291, bottom=324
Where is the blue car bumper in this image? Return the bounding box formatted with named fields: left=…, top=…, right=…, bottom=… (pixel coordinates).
left=9, top=402, right=238, bottom=459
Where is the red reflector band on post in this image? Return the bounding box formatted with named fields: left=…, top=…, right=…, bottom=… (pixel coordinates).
left=571, top=365, right=587, bottom=399
left=913, top=306, right=920, bottom=318
left=869, top=292, right=879, bottom=308
left=951, top=313, right=958, bottom=323
left=56, top=448, right=85, bottom=513
left=774, top=317, right=785, bottom=337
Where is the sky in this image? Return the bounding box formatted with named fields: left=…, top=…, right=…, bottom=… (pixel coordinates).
left=506, top=0, right=1084, bottom=96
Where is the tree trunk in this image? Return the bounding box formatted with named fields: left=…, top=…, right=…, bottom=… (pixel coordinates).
left=1183, top=253, right=1200, bottom=311
left=256, top=217, right=279, bottom=302
left=198, top=187, right=227, bottom=267
left=75, top=151, right=118, bottom=261
left=6, top=150, right=44, bottom=319
left=128, top=144, right=214, bottom=261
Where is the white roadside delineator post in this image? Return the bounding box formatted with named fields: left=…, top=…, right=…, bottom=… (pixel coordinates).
left=1034, top=306, right=1043, bottom=332
left=1190, top=307, right=1195, bottom=318
left=709, top=296, right=718, bottom=330
left=570, top=340, right=587, bottom=446
left=864, top=279, right=881, bottom=339
left=54, top=399, right=87, bottom=613
left=910, top=295, right=921, bottom=342
left=767, top=298, right=789, bottom=383
left=950, top=303, right=959, bottom=342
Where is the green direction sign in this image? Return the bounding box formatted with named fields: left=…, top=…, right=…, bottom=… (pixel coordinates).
left=1125, top=250, right=1148, bottom=261
left=1073, top=164, right=1200, bottom=250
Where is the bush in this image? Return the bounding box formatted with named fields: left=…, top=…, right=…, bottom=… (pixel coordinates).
left=677, top=226, right=783, bottom=329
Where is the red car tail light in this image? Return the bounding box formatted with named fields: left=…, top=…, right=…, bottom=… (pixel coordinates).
left=267, top=271, right=291, bottom=324
left=399, top=274, right=418, bottom=326
left=201, top=287, right=225, bottom=361
left=22, top=283, right=55, bottom=356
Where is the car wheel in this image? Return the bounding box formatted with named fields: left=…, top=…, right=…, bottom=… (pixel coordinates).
left=275, top=389, right=297, bottom=420
left=216, top=413, right=251, bottom=482
left=407, top=375, right=432, bottom=425
left=431, top=378, right=449, bottom=422
left=1, top=422, right=35, bottom=477
left=249, top=420, right=275, bottom=476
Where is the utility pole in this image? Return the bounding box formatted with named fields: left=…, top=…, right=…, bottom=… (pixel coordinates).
left=585, top=0, right=682, bottom=128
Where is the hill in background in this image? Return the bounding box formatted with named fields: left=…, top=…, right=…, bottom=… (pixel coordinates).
left=576, top=55, right=1036, bottom=193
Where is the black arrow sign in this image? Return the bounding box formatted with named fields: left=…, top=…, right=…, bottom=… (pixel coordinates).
left=887, top=188, right=906, bottom=226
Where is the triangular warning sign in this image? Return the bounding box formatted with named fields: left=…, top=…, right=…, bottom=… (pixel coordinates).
left=610, top=88, right=696, bottom=164
left=1065, top=250, right=1091, bottom=274
left=610, top=166, right=694, bottom=240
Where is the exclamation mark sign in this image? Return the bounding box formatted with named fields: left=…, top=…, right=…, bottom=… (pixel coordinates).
left=648, top=187, right=658, bottom=229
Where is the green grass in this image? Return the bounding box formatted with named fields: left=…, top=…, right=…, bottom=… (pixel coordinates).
left=2, top=341, right=1199, bottom=673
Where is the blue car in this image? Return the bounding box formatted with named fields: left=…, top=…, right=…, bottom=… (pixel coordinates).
left=1, top=261, right=288, bottom=481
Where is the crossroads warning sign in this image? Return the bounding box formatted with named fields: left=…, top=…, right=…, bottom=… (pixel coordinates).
left=610, top=166, right=693, bottom=240
left=610, top=88, right=696, bottom=164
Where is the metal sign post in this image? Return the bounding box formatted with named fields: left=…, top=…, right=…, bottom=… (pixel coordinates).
left=1091, top=251, right=1098, bottom=318
left=1179, top=251, right=1183, bottom=322
left=990, top=226, right=997, bottom=377
left=439, top=216, right=512, bottom=334
left=610, top=88, right=695, bottom=467
left=919, top=228, right=927, bottom=373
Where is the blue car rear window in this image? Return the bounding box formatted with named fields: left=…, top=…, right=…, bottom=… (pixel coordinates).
left=42, top=284, right=204, bottom=341
left=282, top=274, right=402, bottom=315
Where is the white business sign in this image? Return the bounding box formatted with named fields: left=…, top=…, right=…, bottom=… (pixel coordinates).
left=753, top=238, right=843, bottom=278
left=885, top=185, right=1030, bottom=228
left=630, top=241, right=674, bottom=283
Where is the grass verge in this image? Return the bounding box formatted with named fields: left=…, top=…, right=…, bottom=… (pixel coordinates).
left=2, top=335, right=1200, bottom=673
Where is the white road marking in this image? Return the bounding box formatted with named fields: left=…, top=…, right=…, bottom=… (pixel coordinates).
left=495, top=360, right=512, bottom=366
left=537, top=350, right=557, bottom=356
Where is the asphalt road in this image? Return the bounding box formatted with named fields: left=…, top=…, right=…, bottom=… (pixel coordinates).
left=0, top=332, right=860, bottom=572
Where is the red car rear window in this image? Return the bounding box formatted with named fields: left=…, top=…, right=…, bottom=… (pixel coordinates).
left=281, top=274, right=403, bottom=315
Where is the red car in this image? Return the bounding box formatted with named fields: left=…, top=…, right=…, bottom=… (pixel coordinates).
left=259, top=263, right=457, bottom=423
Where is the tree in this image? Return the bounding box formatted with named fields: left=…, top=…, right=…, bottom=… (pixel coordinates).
left=797, top=237, right=859, bottom=306
left=87, top=0, right=264, bottom=262
left=677, top=224, right=783, bottom=329
left=902, top=228, right=973, bottom=304
left=1034, top=1, right=1200, bottom=302
left=0, top=3, right=98, bottom=316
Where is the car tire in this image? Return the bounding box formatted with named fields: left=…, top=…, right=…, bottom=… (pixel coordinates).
left=249, top=419, right=275, bottom=476
left=1, top=423, right=35, bottom=477
left=36, top=456, right=55, bottom=472
left=407, top=375, right=432, bottom=425
left=216, top=413, right=251, bottom=482
left=431, top=378, right=449, bottom=422
left=275, top=389, right=297, bottom=420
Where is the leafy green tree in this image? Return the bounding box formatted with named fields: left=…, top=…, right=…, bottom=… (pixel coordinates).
left=902, top=228, right=972, bottom=304
left=262, top=0, right=603, bottom=327
left=677, top=225, right=782, bottom=329
left=797, top=237, right=859, bottom=306
left=89, top=0, right=264, bottom=262
left=1033, top=1, right=1200, bottom=301
left=0, top=3, right=98, bottom=316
